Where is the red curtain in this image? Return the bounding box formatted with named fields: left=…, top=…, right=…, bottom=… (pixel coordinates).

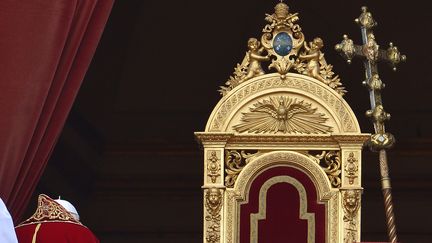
left=0, top=0, right=114, bottom=222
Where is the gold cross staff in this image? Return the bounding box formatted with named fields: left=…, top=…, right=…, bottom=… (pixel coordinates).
left=335, top=6, right=406, bottom=243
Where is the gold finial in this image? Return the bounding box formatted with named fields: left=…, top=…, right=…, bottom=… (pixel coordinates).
left=355, top=6, right=377, bottom=29
left=387, top=42, right=406, bottom=71
left=274, top=2, right=289, bottom=19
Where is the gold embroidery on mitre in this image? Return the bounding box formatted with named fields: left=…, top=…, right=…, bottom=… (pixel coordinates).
left=31, top=223, right=41, bottom=243
left=17, top=194, right=82, bottom=227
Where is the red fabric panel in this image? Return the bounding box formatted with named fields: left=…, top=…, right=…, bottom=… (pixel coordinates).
left=0, top=0, right=114, bottom=222
left=258, top=183, right=308, bottom=242
left=240, top=166, right=326, bottom=243
left=16, top=222, right=100, bottom=243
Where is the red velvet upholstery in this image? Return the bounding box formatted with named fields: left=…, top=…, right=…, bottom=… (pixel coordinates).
left=240, top=166, right=325, bottom=243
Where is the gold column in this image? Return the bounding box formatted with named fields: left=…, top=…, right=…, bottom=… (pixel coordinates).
left=196, top=133, right=232, bottom=243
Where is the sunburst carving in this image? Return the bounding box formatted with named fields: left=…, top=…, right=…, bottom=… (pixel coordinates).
left=233, top=96, right=332, bottom=134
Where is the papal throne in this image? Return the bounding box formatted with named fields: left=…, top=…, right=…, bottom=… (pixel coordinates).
left=196, top=2, right=370, bottom=243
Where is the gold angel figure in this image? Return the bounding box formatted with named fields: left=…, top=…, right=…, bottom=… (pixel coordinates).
left=233, top=96, right=332, bottom=134
left=220, top=38, right=269, bottom=96
left=299, top=37, right=337, bottom=84
left=241, top=38, right=270, bottom=81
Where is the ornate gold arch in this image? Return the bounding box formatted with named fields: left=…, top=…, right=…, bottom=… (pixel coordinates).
left=205, top=73, right=360, bottom=134
left=225, top=151, right=338, bottom=243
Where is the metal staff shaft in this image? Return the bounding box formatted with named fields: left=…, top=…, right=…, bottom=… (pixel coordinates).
left=379, top=149, right=397, bottom=242
left=335, top=6, right=406, bottom=242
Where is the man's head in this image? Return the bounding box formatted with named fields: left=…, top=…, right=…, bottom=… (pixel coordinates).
left=54, top=198, right=80, bottom=221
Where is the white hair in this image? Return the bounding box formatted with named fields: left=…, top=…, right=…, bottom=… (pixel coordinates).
left=54, top=199, right=80, bottom=221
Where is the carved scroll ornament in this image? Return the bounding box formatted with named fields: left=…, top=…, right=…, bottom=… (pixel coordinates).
left=220, top=2, right=345, bottom=96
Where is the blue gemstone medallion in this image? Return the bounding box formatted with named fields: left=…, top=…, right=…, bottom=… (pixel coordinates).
left=273, top=32, right=292, bottom=56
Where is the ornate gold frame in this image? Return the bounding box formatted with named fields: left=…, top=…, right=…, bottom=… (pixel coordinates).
left=196, top=73, right=368, bottom=243
left=232, top=151, right=334, bottom=243
left=196, top=3, right=368, bottom=243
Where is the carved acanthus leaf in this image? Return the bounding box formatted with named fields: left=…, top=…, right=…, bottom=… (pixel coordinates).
left=225, top=150, right=262, bottom=188
left=306, top=151, right=341, bottom=188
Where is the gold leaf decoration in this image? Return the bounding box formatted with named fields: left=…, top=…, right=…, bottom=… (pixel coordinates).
left=207, top=151, right=220, bottom=183
left=225, top=150, right=262, bottom=188
left=233, top=96, right=332, bottom=134
left=345, top=152, right=358, bottom=185
left=305, top=151, right=341, bottom=188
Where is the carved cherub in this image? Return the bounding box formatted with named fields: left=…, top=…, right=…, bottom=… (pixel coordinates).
left=298, top=37, right=330, bottom=84
left=343, top=190, right=360, bottom=222
left=220, top=38, right=270, bottom=96
left=205, top=188, right=222, bottom=217
left=242, top=38, right=270, bottom=81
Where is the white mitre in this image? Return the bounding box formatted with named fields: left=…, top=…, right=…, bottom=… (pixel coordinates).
left=0, top=198, right=18, bottom=243
left=54, top=198, right=80, bottom=221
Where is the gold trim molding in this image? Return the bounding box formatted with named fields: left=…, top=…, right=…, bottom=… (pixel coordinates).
left=250, top=176, right=315, bottom=243
left=196, top=132, right=369, bottom=149
left=235, top=151, right=331, bottom=198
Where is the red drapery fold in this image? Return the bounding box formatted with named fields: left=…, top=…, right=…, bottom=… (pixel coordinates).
left=0, top=0, right=114, bottom=222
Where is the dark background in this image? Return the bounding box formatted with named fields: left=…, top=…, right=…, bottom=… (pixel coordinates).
left=24, top=0, right=432, bottom=242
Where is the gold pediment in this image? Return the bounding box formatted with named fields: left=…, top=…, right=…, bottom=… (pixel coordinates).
left=206, top=73, right=360, bottom=134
